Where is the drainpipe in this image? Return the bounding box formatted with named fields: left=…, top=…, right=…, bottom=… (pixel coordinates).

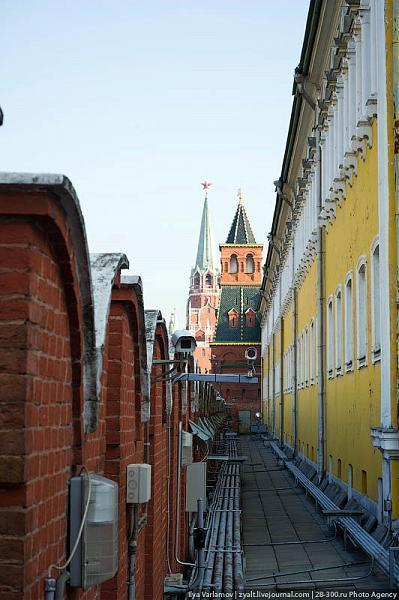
left=391, top=0, right=399, bottom=529
left=316, top=115, right=326, bottom=480
left=291, top=284, right=297, bottom=454
left=279, top=317, right=284, bottom=446
left=174, top=419, right=195, bottom=568
left=272, top=332, right=276, bottom=437
left=394, top=0, right=399, bottom=425
left=166, top=389, right=173, bottom=574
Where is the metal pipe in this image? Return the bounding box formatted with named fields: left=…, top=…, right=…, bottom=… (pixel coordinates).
left=233, top=464, right=244, bottom=592
left=174, top=421, right=195, bottom=567
left=202, top=468, right=225, bottom=589
left=279, top=317, right=284, bottom=445
left=196, top=497, right=206, bottom=585
left=44, top=578, right=56, bottom=600
left=55, top=572, right=70, bottom=600
left=316, top=113, right=326, bottom=479
left=223, top=468, right=234, bottom=593
left=213, top=467, right=230, bottom=592
left=166, top=406, right=173, bottom=574
left=272, top=333, right=276, bottom=436
left=128, top=504, right=138, bottom=600
left=188, top=513, right=197, bottom=562
left=291, top=284, right=297, bottom=453
left=394, top=0, right=399, bottom=431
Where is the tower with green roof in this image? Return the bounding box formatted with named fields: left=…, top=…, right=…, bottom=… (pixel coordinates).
left=210, top=189, right=263, bottom=431
left=186, top=183, right=220, bottom=373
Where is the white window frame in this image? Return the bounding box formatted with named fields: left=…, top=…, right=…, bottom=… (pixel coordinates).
left=327, top=295, right=334, bottom=378
left=344, top=271, right=354, bottom=372
left=335, top=285, right=343, bottom=376
left=356, top=256, right=368, bottom=368
left=370, top=236, right=381, bottom=363
left=310, top=319, right=315, bottom=385
left=297, top=336, right=301, bottom=389
left=304, top=326, right=309, bottom=386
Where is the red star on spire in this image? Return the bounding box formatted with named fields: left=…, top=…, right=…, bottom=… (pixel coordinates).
left=201, top=181, right=212, bottom=190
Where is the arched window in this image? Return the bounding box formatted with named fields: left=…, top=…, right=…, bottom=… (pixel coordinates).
left=195, top=330, right=205, bottom=342
left=356, top=257, right=367, bottom=367
left=205, top=273, right=212, bottom=287
left=335, top=287, right=343, bottom=374
left=327, top=296, right=334, bottom=378
left=245, top=254, right=255, bottom=273
left=304, top=327, right=308, bottom=386
left=371, top=239, right=381, bottom=361
left=310, top=320, right=315, bottom=384
left=229, top=254, right=238, bottom=274
left=345, top=273, right=354, bottom=370
left=228, top=309, right=239, bottom=328
left=245, top=308, right=255, bottom=327
left=194, top=273, right=200, bottom=289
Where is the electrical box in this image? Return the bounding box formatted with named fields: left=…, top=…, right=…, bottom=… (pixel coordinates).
left=69, top=474, right=118, bottom=589
left=126, top=463, right=152, bottom=504
left=182, top=431, right=193, bottom=466
left=185, top=462, right=207, bottom=512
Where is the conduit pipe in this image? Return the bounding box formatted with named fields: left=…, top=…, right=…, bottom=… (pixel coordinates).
left=393, top=0, right=399, bottom=421
left=199, top=439, right=243, bottom=595
left=174, top=420, right=195, bottom=568
left=272, top=333, right=276, bottom=436
left=279, top=317, right=284, bottom=445
left=316, top=111, right=326, bottom=479
left=291, top=283, right=298, bottom=454
left=394, top=0, right=399, bottom=426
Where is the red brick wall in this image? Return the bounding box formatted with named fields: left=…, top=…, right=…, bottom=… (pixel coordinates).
left=0, top=198, right=86, bottom=600
left=211, top=344, right=261, bottom=431
left=101, top=290, right=145, bottom=600
left=219, top=245, right=263, bottom=285
left=145, top=331, right=168, bottom=600
left=0, top=184, right=213, bottom=600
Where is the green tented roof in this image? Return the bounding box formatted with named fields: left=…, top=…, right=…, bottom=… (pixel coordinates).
left=226, top=199, right=256, bottom=245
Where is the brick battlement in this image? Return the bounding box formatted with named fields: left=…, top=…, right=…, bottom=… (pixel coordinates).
left=0, top=173, right=224, bottom=600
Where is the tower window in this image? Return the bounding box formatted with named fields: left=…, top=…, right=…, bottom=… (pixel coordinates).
left=245, top=309, right=255, bottom=327
left=194, top=274, right=200, bottom=289
left=246, top=254, right=255, bottom=274
left=228, top=309, right=239, bottom=328
left=205, top=274, right=212, bottom=287
left=229, top=254, right=238, bottom=274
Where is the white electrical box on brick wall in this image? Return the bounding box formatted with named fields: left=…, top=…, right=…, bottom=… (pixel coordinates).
left=182, top=431, right=193, bottom=466
left=126, top=464, right=151, bottom=504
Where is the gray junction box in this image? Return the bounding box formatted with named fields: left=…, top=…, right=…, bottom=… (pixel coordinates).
left=69, top=474, right=118, bottom=589
left=185, top=462, right=207, bottom=512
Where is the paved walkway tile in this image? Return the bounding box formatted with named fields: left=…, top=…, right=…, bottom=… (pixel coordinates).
left=240, top=436, right=391, bottom=592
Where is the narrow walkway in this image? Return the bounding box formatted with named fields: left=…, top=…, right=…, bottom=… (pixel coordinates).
left=240, top=436, right=390, bottom=591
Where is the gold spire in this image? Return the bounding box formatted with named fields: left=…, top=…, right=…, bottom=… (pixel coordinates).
left=237, top=187, right=244, bottom=205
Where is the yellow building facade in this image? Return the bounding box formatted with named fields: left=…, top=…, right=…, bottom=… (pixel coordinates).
left=259, top=0, right=399, bottom=525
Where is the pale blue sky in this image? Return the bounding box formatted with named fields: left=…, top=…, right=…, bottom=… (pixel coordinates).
left=1, top=1, right=309, bottom=326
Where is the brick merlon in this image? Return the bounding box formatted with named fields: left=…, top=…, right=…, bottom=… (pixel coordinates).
left=0, top=171, right=98, bottom=434
left=90, top=252, right=129, bottom=410
left=121, top=274, right=151, bottom=422
left=144, top=310, right=172, bottom=415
